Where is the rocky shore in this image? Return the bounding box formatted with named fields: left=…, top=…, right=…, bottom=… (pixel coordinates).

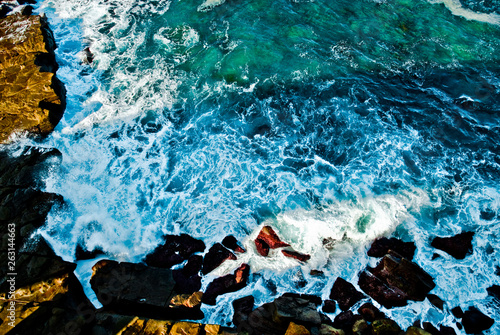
left=0, top=2, right=497, bottom=335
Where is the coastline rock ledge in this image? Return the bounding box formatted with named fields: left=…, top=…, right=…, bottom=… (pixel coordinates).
left=0, top=11, right=66, bottom=143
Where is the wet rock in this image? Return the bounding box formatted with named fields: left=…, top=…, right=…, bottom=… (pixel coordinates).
left=90, top=259, right=203, bottom=319
left=255, top=226, right=290, bottom=254
left=357, top=303, right=385, bottom=322
left=487, top=284, right=500, bottom=300
left=422, top=322, right=440, bottom=335
left=169, top=291, right=203, bottom=309
left=0, top=4, right=11, bottom=18
left=406, top=326, right=432, bottom=335
left=322, top=300, right=337, bottom=314
left=427, top=294, right=445, bottom=310
left=202, top=264, right=250, bottom=305
left=222, top=235, right=245, bottom=253
left=430, top=232, right=474, bottom=259
left=451, top=306, right=464, bottom=318
left=439, top=325, right=457, bottom=335
left=371, top=319, right=401, bottom=335
left=319, top=324, right=345, bottom=335
left=91, top=313, right=171, bottom=335
left=248, top=300, right=288, bottom=335
left=170, top=321, right=202, bottom=335
left=83, top=46, right=94, bottom=64
left=282, top=249, right=311, bottom=262
left=285, top=322, right=311, bottom=335
left=368, top=237, right=416, bottom=260
left=232, top=295, right=254, bottom=327
left=202, top=243, right=237, bottom=275
left=255, top=238, right=270, bottom=256
left=75, top=242, right=104, bottom=260
left=0, top=13, right=66, bottom=143
left=310, top=270, right=324, bottom=276
left=172, top=255, right=203, bottom=294
left=329, top=277, right=366, bottom=311
left=462, top=307, right=494, bottom=334
left=358, top=252, right=435, bottom=308
left=144, top=234, right=205, bottom=268
left=332, top=311, right=357, bottom=333
left=282, top=293, right=322, bottom=306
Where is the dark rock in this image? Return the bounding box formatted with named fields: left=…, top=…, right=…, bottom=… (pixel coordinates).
left=406, top=326, right=433, bottom=335
left=0, top=4, right=11, bottom=19
left=422, top=322, right=440, bottom=335
left=439, top=325, right=457, bottom=335
left=202, top=243, right=237, bottom=275
left=0, top=14, right=66, bottom=143
left=352, top=319, right=370, bottom=335
left=255, top=238, right=270, bottom=256
left=357, top=303, right=385, bottom=322
left=329, top=277, right=365, bottom=311
left=358, top=252, right=435, bottom=308
left=144, top=234, right=205, bottom=268
left=451, top=306, right=464, bottom=319
left=90, top=259, right=203, bottom=319
left=183, top=254, right=204, bottom=277
left=427, top=294, right=445, bottom=310
left=21, top=5, right=33, bottom=15
left=83, top=46, right=94, bottom=64
left=310, top=270, right=324, bottom=276
left=222, top=235, right=246, bottom=253
left=282, top=249, right=311, bottom=262
left=322, top=300, right=336, bottom=314
left=367, top=237, right=416, bottom=260
left=282, top=292, right=322, bottom=306
left=332, top=310, right=355, bottom=332
left=202, top=263, right=250, bottom=305
left=431, top=232, right=474, bottom=259
left=256, top=225, right=290, bottom=250
left=232, top=295, right=254, bottom=327
left=75, top=243, right=104, bottom=260
left=487, top=284, right=500, bottom=300
left=462, top=307, right=494, bottom=334
left=172, top=255, right=203, bottom=294
left=371, top=319, right=401, bottom=335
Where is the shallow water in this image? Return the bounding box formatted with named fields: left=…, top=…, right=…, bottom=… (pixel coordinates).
left=16, top=0, right=500, bottom=331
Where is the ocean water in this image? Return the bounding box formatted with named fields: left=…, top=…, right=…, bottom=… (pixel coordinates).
left=20, top=0, right=500, bottom=331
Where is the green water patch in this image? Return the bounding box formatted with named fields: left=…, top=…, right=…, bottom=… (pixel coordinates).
left=102, top=0, right=500, bottom=88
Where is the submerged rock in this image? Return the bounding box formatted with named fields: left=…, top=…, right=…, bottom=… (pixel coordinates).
left=358, top=252, right=435, bottom=308
left=144, top=234, right=205, bottom=268
left=202, top=242, right=237, bottom=275
left=329, top=277, right=365, bottom=311
left=202, top=263, right=250, bottom=305
left=430, top=232, right=474, bottom=260
left=368, top=237, right=416, bottom=260
left=0, top=13, right=66, bottom=143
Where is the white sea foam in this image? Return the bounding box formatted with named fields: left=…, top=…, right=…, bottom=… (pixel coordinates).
left=430, top=0, right=500, bottom=25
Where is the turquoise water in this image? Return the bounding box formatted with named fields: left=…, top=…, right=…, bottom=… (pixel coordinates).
left=20, top=0, right=500, bottom=331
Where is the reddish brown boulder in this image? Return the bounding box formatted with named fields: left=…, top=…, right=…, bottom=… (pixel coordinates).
left=256, top=226, right=290, bottom=249
left=255, top=238, right=270, bottom=256
left=357, top=303, right=385, bottom=322
left=329, top=277, right=365, bottom=311
left=222, top=235, right=246, bottom=253
left=367, top=237, right=416, bottom=260
left=282, top=250, right=311, bottom=262
left=358, top=252, right=435, bottom=308
left=144, top=234, right=205, bottom=268
left=431, top=232, right=474, bottom=259
left=322, top=300, right=336, bottom=314
left=202, top=243, right=237, bottom=275
left=202, top=264, right=250, bottom=305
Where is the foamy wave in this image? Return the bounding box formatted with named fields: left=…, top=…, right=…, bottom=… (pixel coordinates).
left=430, top=0, right=500, bottom=25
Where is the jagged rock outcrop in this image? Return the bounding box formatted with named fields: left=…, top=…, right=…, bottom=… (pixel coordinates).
left=0, top=12, right=66, bottom=143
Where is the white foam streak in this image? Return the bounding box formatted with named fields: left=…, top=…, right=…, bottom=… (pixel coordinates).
left=430, top=0, right=500, bottom=25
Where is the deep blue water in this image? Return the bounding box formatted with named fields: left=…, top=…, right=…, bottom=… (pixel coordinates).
left=14, top=0, right=500, bottom=331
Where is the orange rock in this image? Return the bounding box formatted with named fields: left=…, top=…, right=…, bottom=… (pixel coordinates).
left=285, top=322, right=310, bottom=335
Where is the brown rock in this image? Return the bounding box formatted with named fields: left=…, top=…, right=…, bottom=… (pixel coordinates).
left=358, top=252, right=435, bottom=308
left=357, top=303, right=384, bottom=322
left=285, top=322, right=311, bottom=335
left=405, top=327, right=432, bottom=335
left=282, top=249, right=311, bottom=262
left=368, top=237, right=416, bottom=260
left=202, top=264, right=250, bottom=305
left=204, top=324, right=221, bottom=335
left=255, top=238, right=270, bottom=256
left=202, top=243, right=237, bottom=275
left=322, top=300, right=336, bottom=314
left=431, top=232, right=474, bottom=259
left=144, top=234, right=205, bottom=268
left=319, top=324, right=345, bottom=335
left=169, top=291, right=203, bottom=308
left=329, top=277, right=365, bottom=311
left=0, top=13, right=66, bottom=143
left=256, top=226, right=290, bottom=251
left=222, top=235, right=246, bottom=253
left=169, top=321, right=202, bottom=335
